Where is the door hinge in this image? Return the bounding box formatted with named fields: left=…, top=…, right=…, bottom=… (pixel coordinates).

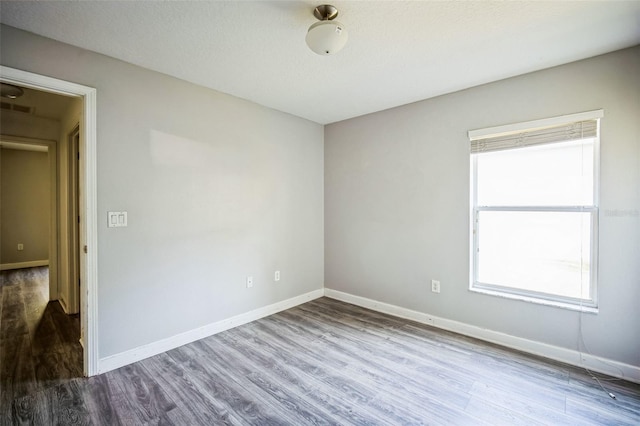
left=83, top=245, right=88, bottom=254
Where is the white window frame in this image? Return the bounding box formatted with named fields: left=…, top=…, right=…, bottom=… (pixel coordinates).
left=468, top=110, right=602, bottom=312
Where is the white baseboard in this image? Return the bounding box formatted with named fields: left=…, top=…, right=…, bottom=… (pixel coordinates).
left=98, top=289, right=324, bottom=374
left=0, top=260, right=49, bottom=271
left=324, top=288, right=640, bottom=384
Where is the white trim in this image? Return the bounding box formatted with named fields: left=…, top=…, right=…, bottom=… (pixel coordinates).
left=0, top=66, right=99, bottom=377
left=324, top=288, right=640, bottom=384
left=477, top=206, right=597, bottom=212
left=82, top=83, right=99, bottom=377
left=591, top=119, right=601, bottom=310
left=468, top=109, right=604, bottom=141
left=0, top=260, right=49, bottom=271
left=98, top=289, right=324, bottom=374
left=469, top=287, right=598, bottom=314
left=325, top=289, right=432, bottom=324
left=0, top=65, right=98, bottom=100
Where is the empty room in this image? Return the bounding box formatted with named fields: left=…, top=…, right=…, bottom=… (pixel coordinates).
left=1, top=1, right=639, bottom=424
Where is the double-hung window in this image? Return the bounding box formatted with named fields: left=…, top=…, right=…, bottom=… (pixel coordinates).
left=469, top=110, right=602, bottom=310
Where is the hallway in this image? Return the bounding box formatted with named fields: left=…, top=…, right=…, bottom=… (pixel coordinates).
left=0, top=267, right=82, bottom=416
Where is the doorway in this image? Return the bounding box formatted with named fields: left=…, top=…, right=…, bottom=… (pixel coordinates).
left=0, top=134, right=84, bottom=408
left=0, top=65, right=98, bottom=376
left=68, top=126, right=81, bottom=316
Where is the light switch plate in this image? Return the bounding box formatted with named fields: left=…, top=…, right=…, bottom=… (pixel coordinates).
left=107, top=211, right=128, bottom=227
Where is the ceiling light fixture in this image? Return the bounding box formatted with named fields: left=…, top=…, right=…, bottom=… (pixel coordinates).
left=0, top=83, right=25, bottom=99
left=305, top=5, right=348, bottom=55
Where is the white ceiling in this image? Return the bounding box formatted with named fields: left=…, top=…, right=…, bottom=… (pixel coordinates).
left=1, top=1, right=639, bottom=124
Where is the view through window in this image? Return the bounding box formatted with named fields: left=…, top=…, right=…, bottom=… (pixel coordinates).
left=469, top=113, right=600, bottom=308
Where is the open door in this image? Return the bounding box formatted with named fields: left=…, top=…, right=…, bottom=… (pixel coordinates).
left=68, top=126, right=81, bottom=315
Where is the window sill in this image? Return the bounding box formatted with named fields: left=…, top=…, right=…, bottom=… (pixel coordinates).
left=469, top=287, right=599, bottom=314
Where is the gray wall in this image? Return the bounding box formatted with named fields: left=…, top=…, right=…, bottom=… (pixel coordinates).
left=0, top=148, right=50, bottom=264
left=1, top=25, right=324, bottom=358
left=325, top=47, right=640, bottom=367
left=3, top=22, right=637, bottom=369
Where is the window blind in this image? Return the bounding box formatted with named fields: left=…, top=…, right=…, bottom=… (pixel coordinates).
left=470, top=119, right=598, bottom=154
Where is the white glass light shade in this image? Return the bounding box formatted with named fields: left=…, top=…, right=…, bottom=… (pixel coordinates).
left=305, top=20, right=348, bottom=55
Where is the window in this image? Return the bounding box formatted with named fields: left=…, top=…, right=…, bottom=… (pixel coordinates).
left=469, top=110, right=602, bottom=309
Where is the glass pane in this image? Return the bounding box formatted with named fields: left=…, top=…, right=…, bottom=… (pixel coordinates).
left=476, top=139, right=594, bottom=206
left=477, top=211, right=591, bottom=299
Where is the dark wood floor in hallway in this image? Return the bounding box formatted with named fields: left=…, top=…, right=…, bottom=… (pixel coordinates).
left=1, top=272, right=639, bottom=425
left=0, top=267, right=83, bottom=424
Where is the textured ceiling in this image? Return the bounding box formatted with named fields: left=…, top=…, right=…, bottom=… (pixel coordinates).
left=1, top=1, right=639, bottom=124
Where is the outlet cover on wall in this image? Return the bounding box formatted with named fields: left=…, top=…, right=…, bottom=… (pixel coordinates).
left=246, top=276, right=253, bottom=288
left=274, top=270, right=280, bottom=281
left=431, top=280, right=441, bottom=293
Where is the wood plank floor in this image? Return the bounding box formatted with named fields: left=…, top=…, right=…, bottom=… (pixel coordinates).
left=2, top=272, right=639, bottom=425
left=0, top=267, right=83, bottom=425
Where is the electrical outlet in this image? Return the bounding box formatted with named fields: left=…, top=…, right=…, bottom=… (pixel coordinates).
left=274, top=270, right=280, bottom=281
left=431, top=279, right=441, bottom=293
left=17, top=243, right=24, bottom=251
left=246, top=276, right=253, bottom=288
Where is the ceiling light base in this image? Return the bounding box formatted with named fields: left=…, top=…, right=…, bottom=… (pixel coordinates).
left=313, top=5, right=338, bottom=21
left=0, top=83, right=24, bottom=99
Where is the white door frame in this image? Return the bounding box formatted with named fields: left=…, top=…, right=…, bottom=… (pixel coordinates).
left=68, top=126, right=81, bottom=314
left=0, top=65, right=99, bottom=376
